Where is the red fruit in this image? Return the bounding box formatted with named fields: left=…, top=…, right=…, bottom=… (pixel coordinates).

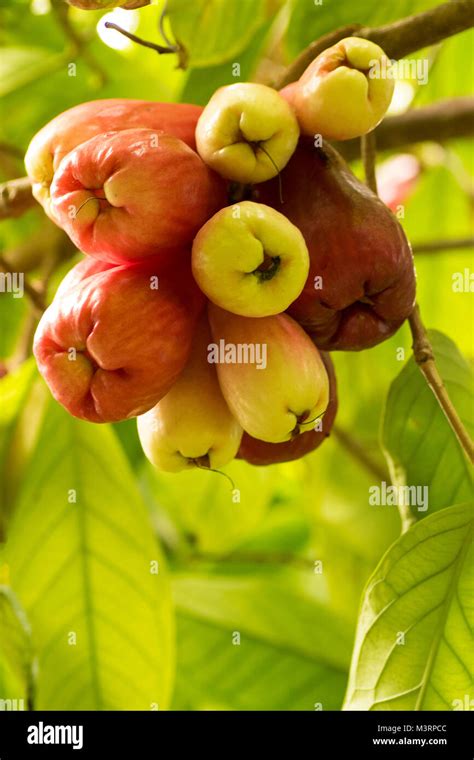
left=25, top=99, right=203, bottom=218
left=33, top=257, right=204, bottom=423
left=50, top=129, right=227, bottom=264
left=254, top=139, right=416, bottom=350
left=237, top=352, right=337, bottom=465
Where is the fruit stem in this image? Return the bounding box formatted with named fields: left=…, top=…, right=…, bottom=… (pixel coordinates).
left=103, top=23, right=179, bottom=55
left=192, top=459, right=236, bottom=490
left=408, top=304, right=474, bottom=464
left=361, top=132, right=378, bottom=194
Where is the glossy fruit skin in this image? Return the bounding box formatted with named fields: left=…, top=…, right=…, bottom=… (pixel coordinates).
left=254, top=139, right=416, bottom=351
left=192, top=201, right=309, bottom=317
left=195, top=83, right=300, bottom=184
left=287, top=37, right=394, bottom=141
left=137, top=317, right=242, bottom=472
left=208, top=304, right=329, bottom=444
left=237, top=351, right=337, bottom=465
left=50, top=128, right=227, bottom=264
left=33, top=256, right=204, bottom=423
left=25, top=99, right=203, bottom=218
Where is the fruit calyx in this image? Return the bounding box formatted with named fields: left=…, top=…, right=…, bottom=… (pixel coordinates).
left=252, top=254, right=281, bottom=282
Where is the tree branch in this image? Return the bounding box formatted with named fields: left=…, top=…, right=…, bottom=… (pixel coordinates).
left=275, top=0, right=474, bottom=88
left=408, top=305, right=474, bottom=463
left=0, top=178, right=36, bottom=221
left=338, top=97, right=474, bottom=161
left=412, top=237, right=474, bottom=254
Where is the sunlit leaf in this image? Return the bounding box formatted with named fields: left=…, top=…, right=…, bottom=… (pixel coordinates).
left=343, top=502, right=474, bottom=710
left=172, top=566, right=351, bottom=710
left=382, top=331, right=474, bottom=521
left=0, top=584, right=34, bottom=709
left=2, top=399, right=175, bottom=710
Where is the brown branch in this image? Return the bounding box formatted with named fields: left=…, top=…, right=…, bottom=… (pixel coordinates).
left=408, top=306, right=474, bottom=463
left=332, top=426, right=390, bottom=482
left=360, top=0, right=474, bottom=59
left=275, top=1, right=474, bottom=87
left=412, top=237, right=474, bottom=254
left=0, top=178, right=36, bottom=221
left=338, top=97, right=474, bottom=161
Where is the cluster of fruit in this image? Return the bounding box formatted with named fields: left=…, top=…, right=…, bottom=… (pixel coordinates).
left=27, top=37, right=416, bottom=470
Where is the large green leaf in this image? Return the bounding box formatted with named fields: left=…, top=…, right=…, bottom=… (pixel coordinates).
left=168, top=0, right=267, bottom=67
left=0, top=584, right=34, bottom=709
left=382, top=331, right=474, bottom=521
left=0, top=361, right=48, bottom=539
left=2, top=398, right=174, bottom=710
left=172, top=567, right=352, bottom=710
left=344, top=502, right=474, bottom=710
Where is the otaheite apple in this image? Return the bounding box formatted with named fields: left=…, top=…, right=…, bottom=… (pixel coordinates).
left=254, top=140, right=416, bottom=350
left=208, top=304, right=329, bottom=444
left=195, top=83, right=300, bottom=184
left=137, top=317, right=242, bottom=472
left=25, top=99, right=203, bottom=219
left=238, top=352, right=337, bottom=465
left=285, top=37, right=394, bottom=140
left=192, top=201, right=309, bottom=317
left=50, top=128, right=226, bottom=264
left=33, top=256, right=204, bottom=423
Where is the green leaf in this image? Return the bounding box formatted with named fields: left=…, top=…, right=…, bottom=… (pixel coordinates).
left=343, top=502, right=474, bottom=710
left=172, top=567, right=352, bottom=710
left=168, top=0, right=267, bottom=68
left=2, top=399, right=174, bottom=710
left=382, top=331, right=474, bottom=520
left=0, top=584, right=34, bottom=709
left=0, top=361, right=48, bottom=539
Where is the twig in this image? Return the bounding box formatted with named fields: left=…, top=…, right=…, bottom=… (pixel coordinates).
left=0, top=178, right=36, bottom=221
left=51, top=0, right=107, bottom=86
left=0, top=255, right=46, bottom=313
left=185, top=550, right=316, bottom=572
left=338, top=97, right=474, bottom=161
left=276, top=2, right=474, bottom=88
left=361, top=132, right=378, bottom=194
left=412, top=237, right=474, bottom=254
left=332, top=426, right=389, bottom=482
left=104, top=22, right=179, bottom=55
left=408, top=305, right=474, bottom=463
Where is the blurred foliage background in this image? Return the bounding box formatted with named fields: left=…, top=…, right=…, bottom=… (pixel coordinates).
left=0, top=0, right=472, bottom=711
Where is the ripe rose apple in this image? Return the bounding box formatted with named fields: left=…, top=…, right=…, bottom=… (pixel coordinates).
left=50, top=128, right=227, bottom=264
left=208, top=304, right=329, bottom=444
left=137, top=317, right=242, bottom=472
left=192, top=201, right=309, bottom=317
left=33, top=256, right=204, bottom=423
left=238, top=352, right=337, bottom=465
left=196, top=83, right=300, bottom=184
left=254, top=139, right=416, bottom=350
left=25, top=99, right=203, bottom=219
left=285, top=37, right=394, bottom=141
